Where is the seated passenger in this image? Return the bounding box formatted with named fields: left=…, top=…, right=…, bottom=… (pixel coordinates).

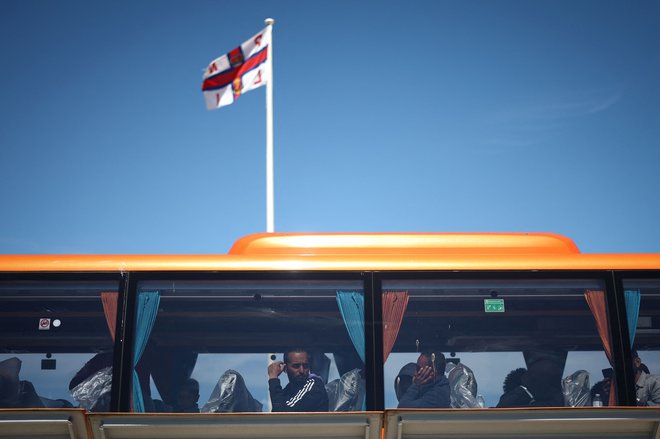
left=397, top=350, right=450, bottom=408
left=523, top=350, right=565, bottom=407
left=267, top=347, right=329, bottom=412
left=139, top=346, right=198, bottom=411
left=633, top=350, right=660, bottom=406
left=496, top=368, right=533, bottom=407
left=174, top=378, right=200, bottom=413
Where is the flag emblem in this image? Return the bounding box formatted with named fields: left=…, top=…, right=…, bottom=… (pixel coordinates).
left=202, top=26, right=271, bottom=110
left=233, top=77, right=243, bottom=99
left=229, top=48, right=244, bottom=68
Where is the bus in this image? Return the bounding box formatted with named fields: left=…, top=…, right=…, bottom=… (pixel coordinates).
left=2, top=232, right=660, bottom=438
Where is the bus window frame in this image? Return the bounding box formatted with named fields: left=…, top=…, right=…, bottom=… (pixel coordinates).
left=371, top=269, right=633, bottom=409
left=613, top=270, right=660, bottom=405
left=2, top=268, right=656, bottom=411
left=117, top=270, right=371, bottom=412
left=0, top=271, right=125, bottom=411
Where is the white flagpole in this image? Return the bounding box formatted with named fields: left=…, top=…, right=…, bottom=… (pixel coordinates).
left=265, top=18, right=275, bottom=233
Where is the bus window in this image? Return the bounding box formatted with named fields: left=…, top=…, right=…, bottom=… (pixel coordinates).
left=133, top=278, right=365, bottom=413
left=0, top=280, right=118, bottom=410
left=382, top=278, right=613, bottom=408
left=622, top=278, right=660, bottom=406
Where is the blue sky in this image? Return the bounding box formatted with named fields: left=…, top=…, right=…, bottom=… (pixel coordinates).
left=1, top=0, right=659, bottom=255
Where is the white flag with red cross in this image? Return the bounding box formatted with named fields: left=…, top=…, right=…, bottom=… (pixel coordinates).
left=202, top=26, right=271, bottom=110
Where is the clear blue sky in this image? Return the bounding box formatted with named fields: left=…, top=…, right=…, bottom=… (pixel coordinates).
left=1, top=0, right=659, bottom=254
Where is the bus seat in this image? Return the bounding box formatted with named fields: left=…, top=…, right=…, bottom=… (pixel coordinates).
left=562, top=369, right=591, bottom=407
left=70, top=366, right=112, bottom=411
left=448, top=362, right=480, bottom=408
left=201, top=369, right=262, bottom=413
left=325, top=368, right=365, bottom=411
left=310, top=353, right=332, bottom=384
left=394, top=363, right=417, bottom=402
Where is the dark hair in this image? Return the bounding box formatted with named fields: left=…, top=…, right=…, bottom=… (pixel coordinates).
left=283, top=348, right=309, bottom=364
left=502, top=368, right=527, bottom=393
left=420, top=350, right=446, bottom=375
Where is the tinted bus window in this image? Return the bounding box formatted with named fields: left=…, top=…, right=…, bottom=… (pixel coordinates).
left=622, top=278, right=660, bottom=406
left=133, top=278, right=364, bottom=413
left=382, top=278, right=613, bottom=408
left=0, top=280, right=118, bottom=410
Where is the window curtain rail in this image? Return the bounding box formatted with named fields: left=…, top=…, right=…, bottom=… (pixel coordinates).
left=132, top=291, right=160, bottom=412
left=382, top=291, right=409, bottom=362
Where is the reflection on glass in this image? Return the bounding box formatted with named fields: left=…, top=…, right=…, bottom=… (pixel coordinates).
left=135, top=279, right=365, bottom=412
left=0, top=281, right=117, bottom=409
left=383, top=278, right=613, bottom=408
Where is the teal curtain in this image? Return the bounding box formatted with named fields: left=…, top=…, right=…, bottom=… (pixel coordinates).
left=336, top=291, right=365, bottom=364
left=625, top=290, right=641, bottom=346
left=133, top=291, right=160, bottom=412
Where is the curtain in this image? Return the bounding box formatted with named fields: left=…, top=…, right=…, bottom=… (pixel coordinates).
left=584, top=290, right=616, bottom=406
left=382, top=291, right=409, bottom=362
left=336, top=291, right=365, bottom=364
left=624, top=290, right=641, bottom=347
left=101, top=292, right=118, bottom=342
left=133, top=291, right=160, bottom=412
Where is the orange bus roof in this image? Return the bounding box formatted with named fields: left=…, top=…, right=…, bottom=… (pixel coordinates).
left=228, top=232, right=580, bottom=255
left=1, top=232, right=660, bottom=272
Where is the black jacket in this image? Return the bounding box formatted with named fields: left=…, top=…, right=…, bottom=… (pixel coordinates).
left=269, top=376, right=329, bottom=412
left=496, top=385, right=534, bottom=407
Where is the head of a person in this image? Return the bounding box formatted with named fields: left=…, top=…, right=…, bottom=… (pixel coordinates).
left=284, top=348, right=311, bottom=385
left=502, top=368, right=527, bottom=393
left=631, top=349, right=651, bottom=380
left=176, top=378, right=199, bottom=410
left=417, top=350, right=446, bottom=380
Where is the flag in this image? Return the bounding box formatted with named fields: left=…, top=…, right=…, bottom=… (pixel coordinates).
left=202, top=26, right=271, bottom=110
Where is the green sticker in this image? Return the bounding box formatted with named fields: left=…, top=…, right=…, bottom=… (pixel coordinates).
left=484, top=298, right=505, bottom=313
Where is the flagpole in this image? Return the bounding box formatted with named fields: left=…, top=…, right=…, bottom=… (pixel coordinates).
left=265, top=18, right=275, bottom=233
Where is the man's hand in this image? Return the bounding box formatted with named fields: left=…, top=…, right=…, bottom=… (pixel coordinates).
left=268, top=361, right=286, bottom=379
left=412, top=366, right=434, bottom=386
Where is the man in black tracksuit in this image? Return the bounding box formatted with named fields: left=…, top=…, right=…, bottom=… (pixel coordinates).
left=268, top=348, right=329, bottom=412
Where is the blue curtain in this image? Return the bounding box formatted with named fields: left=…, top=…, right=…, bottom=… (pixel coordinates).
left=133, top=291, right=160, bottom=412
left=336, top=291, right=365, bottom=364
left=625, top=290, right=641, bottom=346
